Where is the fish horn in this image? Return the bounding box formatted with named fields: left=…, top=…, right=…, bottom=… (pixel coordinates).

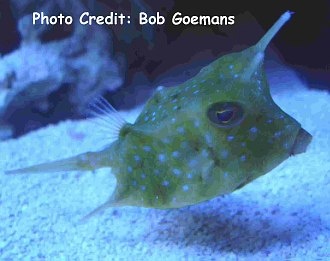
left=256, top=11, right=294, bottom=53
left=241, top=11, right=294, bottom=81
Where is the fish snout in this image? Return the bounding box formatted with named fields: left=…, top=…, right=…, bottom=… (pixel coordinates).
left=290, top=128, right=312, bottom=156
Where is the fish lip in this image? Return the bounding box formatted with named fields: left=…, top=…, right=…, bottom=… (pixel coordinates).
left=290, top=128, right=312, bottom=156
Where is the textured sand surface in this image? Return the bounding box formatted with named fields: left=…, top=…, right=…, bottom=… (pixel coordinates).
left=0, top=68, right=329, bottom=260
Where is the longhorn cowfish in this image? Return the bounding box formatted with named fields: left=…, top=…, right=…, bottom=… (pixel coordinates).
left=5, top=11, right=312, bottom=220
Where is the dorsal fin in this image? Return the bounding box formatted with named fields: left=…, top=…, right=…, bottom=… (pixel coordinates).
left=88, top=97, right=127, bottom=143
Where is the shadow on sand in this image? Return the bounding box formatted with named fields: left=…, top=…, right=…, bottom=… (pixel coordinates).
left=143, top=195, right=323, bottom=255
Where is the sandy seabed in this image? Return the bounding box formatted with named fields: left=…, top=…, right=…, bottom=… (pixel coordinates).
left=0, top=67, right=329, bottom=260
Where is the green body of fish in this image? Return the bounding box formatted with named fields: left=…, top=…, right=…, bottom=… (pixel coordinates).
left=5, top=11, right=312, bottom=219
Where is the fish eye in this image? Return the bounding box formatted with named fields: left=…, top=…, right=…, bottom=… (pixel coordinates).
left=207, top=102, right=244, bottom=128
left=216, top=110, right=234, bottom=123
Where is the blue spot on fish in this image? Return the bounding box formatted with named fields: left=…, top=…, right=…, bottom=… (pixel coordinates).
left=172, top=151, right=180, bottom=158
left=220, top=150, right=229, bottom=159
left=194, top=120, right=200, bottom=127
left=227, top=135, right=235, bottom=141
left=274, top=131, right=282, bottom=138
left=177, top=127, right=185, bottom=134
left=249, top=127, right=258, bottom=133
left=162, top=180, right=170, bottom=187
left=158, top=154, right=166, bottom=162
left=143, top=146, right=151, bottom=152
left=204, top=133, right=212, bottom=144
left=172, top=169, right=181, bottom=176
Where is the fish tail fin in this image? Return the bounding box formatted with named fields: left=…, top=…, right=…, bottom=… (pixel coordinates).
left=4, top=150, right=110, bottom=175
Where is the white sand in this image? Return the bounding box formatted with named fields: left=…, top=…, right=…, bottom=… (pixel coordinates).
left=0, top=68, right=329, bottom=260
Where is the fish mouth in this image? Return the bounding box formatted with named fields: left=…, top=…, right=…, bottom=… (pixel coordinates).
left=290, top=128, right=312, bottom=156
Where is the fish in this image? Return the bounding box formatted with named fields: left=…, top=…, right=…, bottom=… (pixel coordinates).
left=5, top=11, right=312, bottom=220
